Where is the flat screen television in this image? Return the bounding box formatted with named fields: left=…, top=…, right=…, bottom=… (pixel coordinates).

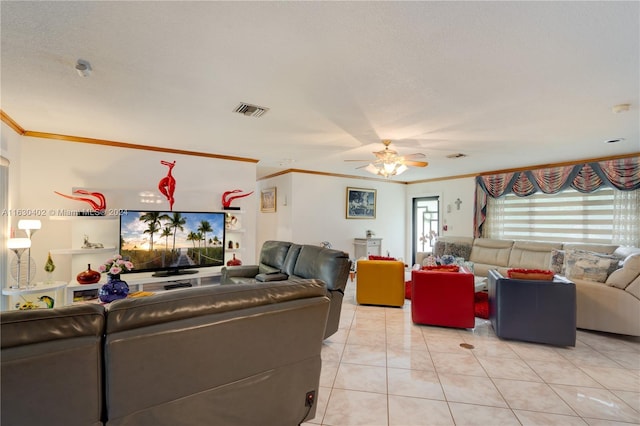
left=119, top=210, right=226, bottom=277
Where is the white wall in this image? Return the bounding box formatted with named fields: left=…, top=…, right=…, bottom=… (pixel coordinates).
left=6, top=132, right=257, bottom=284
left=1, top=122, right=23, bottom=292
left=406, top=176, right=477, bottom=238
left=258, top=172, right=407, bottom=260
left=257, top=172, right=478, bottom=264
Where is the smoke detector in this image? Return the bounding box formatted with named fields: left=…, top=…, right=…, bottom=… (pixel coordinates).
left=233, top=102, right=269, bottom=117
left=75, top=59, right=92, bottom=77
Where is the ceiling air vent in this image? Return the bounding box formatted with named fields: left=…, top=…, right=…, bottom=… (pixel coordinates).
left=446, top=153, right=467, bottom=159
left=233, top=102, right=269, bottom=117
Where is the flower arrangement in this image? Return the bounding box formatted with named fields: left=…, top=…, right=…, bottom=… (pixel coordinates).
left=98, top=254, right=134, bottom=276
left=440, top=254, right=456, bottom=265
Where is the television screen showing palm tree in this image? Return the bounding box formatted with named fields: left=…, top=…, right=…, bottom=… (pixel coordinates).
left=119, top=210, right=226, bottom=276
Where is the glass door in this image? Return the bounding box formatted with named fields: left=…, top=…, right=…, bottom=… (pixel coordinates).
left=412, top=196, right=439, bottom=264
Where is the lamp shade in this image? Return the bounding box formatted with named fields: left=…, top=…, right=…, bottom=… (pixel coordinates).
left=8, top=238, right=31, bottom=249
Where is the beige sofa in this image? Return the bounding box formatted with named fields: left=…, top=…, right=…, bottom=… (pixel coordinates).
left=431, top=236, right=640, bottom=337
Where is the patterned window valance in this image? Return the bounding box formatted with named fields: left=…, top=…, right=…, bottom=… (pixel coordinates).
left=473, top=156, right=639, bottom=237
left=476, top=157, right=640, bottom=198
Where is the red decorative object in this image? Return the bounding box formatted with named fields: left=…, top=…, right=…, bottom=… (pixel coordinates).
left=421, top=265, right=460, bottom=272
left=226, top=254, right=242, bottom=266
left=368, top=255, right=396, bottom=261
left=158, top=160, right=176, bottom=211
left=222, top=189, right=254, bottom=210
left=507, top=268, right=555, bottom=281
left=474, top=292, right=489, bottom=319
left=54, top=189, right=106, bottom=214
left=77, top=264, right=101, bottom=284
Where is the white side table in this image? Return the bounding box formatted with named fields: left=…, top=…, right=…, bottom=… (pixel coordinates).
left=353, top=238, right=382, bottom=259
left=2, top=281, right=68, bottom=310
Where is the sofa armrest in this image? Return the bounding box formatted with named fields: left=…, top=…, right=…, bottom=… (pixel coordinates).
left=220, top=265, right=260, bottom=284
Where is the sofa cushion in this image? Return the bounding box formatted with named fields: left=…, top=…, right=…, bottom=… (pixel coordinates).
left=293, top=245, right=350, bottom=291
left=470, top=239, right=514, bottom=267
left=606, top=253, right=640, bottom=289
left=563, top=243, right=618, bottom=255
left=259, top=241, right=292, bottom=271
left=613, top=246, right=640, bottom=263
left=444, top=242, right=472, bottom=260
left=508, top=241, right=563, bottom=270
left=625, top=275, right=640, bottom=300
left=564, top=249, right=619, bottom=283
left=281, top=243, right=302, bottom=276
left=259, top=264, right=281, bottom=275
left=549, top=249, right=565, bottom=275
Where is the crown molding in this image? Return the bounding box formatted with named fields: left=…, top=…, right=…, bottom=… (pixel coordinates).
left=1, top=110, right=259, bottom=164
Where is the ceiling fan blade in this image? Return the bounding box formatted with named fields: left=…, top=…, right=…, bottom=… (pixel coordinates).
left=404, top=160, right=429, bottom=167
left=400, top=152, right=426, bottom=160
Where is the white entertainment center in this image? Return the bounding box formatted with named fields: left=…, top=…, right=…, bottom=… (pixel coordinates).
left=3, top=210, right=246, bottom=309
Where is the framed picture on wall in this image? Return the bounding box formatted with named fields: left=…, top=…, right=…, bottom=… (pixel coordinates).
left=346, top=187, right=376, bottom=219
left=260, top=187, right=277, bottom=213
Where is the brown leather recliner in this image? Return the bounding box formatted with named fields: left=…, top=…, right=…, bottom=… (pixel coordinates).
left=221, top=240, right=351, bottom=338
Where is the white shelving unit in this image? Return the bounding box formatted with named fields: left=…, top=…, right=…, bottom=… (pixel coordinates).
left=56, top=210, right=247, bottom=305
left=224, top=211, right=246, bottom=264
left=49, top=215, right=119, bottom=293
left=65, top=267, right=223, bottom=305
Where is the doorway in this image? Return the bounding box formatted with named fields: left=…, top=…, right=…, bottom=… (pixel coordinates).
left=412, top=196, right=439, bottom=264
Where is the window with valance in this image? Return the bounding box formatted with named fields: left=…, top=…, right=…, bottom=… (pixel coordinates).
left=474, top=157, right=640, bottom=246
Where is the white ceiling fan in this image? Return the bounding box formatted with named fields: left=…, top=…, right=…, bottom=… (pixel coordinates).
left=345, top=140, right=428, bottom=178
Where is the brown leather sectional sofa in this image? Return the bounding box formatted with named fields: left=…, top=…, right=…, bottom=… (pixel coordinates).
left=221, top=241, right=352, bottom=338
left=1, top=280, right=330, bottom=426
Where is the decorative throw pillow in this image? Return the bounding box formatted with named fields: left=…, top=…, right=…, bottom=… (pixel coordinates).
left=434, top=240, right=446, bottom=258
left=549, top=249, right=565, bottom=275
left=563, top=249, right=619, bottom=283
left=606, top=253, right=640, bottom=289
left=368, top=255, right=396, bottom=261
left=444, top=242, right=472, bottom=260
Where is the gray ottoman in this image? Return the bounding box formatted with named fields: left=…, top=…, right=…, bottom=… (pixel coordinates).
left=488, top=269, right=576, bottom=347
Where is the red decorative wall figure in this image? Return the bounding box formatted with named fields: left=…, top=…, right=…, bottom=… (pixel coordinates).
left=54, top=189, right=106, bottom=214
left=222, top=189, right=254, bottom=210
left=158, top=160, right=176, bottom=211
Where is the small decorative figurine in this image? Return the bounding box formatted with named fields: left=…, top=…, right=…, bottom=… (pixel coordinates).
left=82, top=235, right=104, bottom=249
left=226, top=254, right=242, bottom=266
left=222, top=189, right=254, bottom=210
left=54, top=189, right=106, bottom=215
left=158, top=160, right=176, bottom=211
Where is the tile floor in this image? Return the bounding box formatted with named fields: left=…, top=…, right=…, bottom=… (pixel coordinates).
left=303, top=280, right=640, bottom=426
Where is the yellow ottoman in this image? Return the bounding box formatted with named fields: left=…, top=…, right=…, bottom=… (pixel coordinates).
left=356, top=260, right=405, bottom=307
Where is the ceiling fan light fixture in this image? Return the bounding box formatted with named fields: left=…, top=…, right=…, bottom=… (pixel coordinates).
left=365, top=163, right=380, bottom=175
left=365, top=161, right=408, bottom=178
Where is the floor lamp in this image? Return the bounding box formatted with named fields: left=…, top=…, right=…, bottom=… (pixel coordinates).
left=18, top=219, right=41, bottom=287
left=7, top=238, right=31, bottom=289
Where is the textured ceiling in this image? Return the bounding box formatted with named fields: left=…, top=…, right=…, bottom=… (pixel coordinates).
left=1, top=1, right=638, bottom=181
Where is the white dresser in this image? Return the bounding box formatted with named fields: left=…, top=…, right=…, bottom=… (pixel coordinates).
left=353, top=238, right=382, bottom=259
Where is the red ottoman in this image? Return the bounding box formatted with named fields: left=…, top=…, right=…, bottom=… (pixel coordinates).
left=411, top=268, right=475, bottom=328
